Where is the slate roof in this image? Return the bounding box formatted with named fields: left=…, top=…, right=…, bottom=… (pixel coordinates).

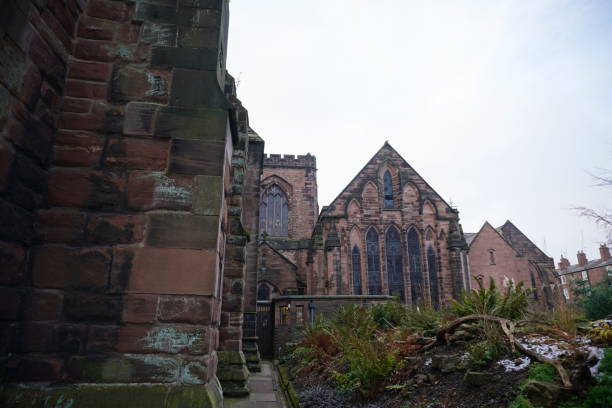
left=464, top=233, right=477, bottom=246
left=558, top=257, right=612, bottom=276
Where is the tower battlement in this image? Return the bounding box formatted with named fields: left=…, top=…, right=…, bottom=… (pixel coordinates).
left=264, top=153, right=317, bottom=169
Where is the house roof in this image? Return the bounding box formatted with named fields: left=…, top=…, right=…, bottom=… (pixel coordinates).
left=467, top=221, right=522, bottom=257
left=558, top=257, right=612, bottom=276
left=464, top=232, right=477, bottom=246
left=499, top=220, right=552, bottom=263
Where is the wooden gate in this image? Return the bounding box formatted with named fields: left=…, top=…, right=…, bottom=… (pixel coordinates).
left=256, top=301, right=274, bottom=359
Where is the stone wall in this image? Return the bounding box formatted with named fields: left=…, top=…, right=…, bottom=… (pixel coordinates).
left=1, top=1, right=250, bottom=406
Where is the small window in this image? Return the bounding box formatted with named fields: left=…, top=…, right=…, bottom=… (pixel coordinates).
left=560, top=276, right=566, bottom=285
left=295, top=305, right=304, bottom=326
left=279, top=306, right=289, bottom=326
left=581, top=271, right=589, bottom=282
left=607, top=266, right=612, bottom=277
left=489, top=250, right=496, bottom=265
left=383, top=171, right=393, bottom=208
left=563, top=288, right=570, bottom=300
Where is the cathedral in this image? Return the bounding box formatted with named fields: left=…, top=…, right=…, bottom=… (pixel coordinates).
left=255, top=143, right=470, bottom=308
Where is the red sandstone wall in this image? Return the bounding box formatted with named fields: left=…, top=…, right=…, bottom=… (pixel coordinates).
left=1, top=0, right=236, bottom=392
left=317, top=143, right=464, bottom=305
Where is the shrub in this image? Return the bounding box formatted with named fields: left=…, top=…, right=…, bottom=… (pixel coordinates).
left=527, top=363, right=558, bottom=382
left=509, top=395, right=535, bottom=408
left=574, top=281, right=612, bottom=321
left=583, top=348, right=612, bottom=408
left=370, top=300, right=408, bottom=328
left=466, top=340, right=506, bottom=370
left=451, top=276, right=530, bottom=320
left=401, top=305, right=445, bottom=337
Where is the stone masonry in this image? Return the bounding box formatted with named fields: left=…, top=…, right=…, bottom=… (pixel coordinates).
left=0, top=1, right=259, bottom=406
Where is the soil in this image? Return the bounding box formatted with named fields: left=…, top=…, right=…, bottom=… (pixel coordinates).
left=284, top=343, right=530, bottom=408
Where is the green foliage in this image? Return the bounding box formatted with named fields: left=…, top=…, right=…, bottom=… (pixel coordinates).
left=509, top=394, right=535, bottom=408
left=451, top=276, right=530, bottom=320
left=370, top=301, right=408, bottom=328
left=527, top=363, right=558, bottom=382
left=402, top=305, right=445, bottom=337
left=573, top=281, right=612, bottom=321
left=466, top=340, right=506, bottom=370
left=582, top=348, right=612, bottom=408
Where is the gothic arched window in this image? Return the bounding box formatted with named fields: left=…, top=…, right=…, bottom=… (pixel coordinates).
left=383, top=170, right=393, bottom=208
left=427, top=246, right=440, bottom=308
left=257, top=283, right=270, bottom=301
left=366, top=228, right=382, bottom=295
left=351, top=246, right=362, bottom=295
left=386, top=226, right=405, bottom=301
left=407, top=228, right=423, bottom=306
left=259, top=184, right=288, bottom=237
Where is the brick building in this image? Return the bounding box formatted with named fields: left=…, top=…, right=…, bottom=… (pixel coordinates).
left=464, top=221, right=557, bottom=308
left=556, top=245, right=612, bottom=302
left=257, top=143, right=470, bottom=307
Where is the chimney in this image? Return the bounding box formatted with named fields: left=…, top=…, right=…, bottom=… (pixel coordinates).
left=600, top=244, right=611, bottom=261
left=577, top=251, right=588, bottom=266
left=558, top=256, right=570, bottom=270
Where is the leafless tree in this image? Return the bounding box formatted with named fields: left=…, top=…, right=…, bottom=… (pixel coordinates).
left=574, top=167, right=612, bottom=245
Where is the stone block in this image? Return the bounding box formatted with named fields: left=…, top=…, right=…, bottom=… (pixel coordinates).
left=67, top=355, right=179, bottom=383
left=74, top=39, right=138, bottom=63
left=0, top=139, right=14, bottom=192
left=77, top=15, right=115, bottom=40
left=105, top=137, right=169, bottom=170
left=53, top=131, right=104, bottom=167
left=110, top=65, right=168, bottom=103
left=47, top=168, right=126, bottom=210
left=158, top=296, right=212, bottom=325
left=141, top=23, right=177, bottom=46
left=170, top=69, right=230, bottom=109
left=122, top=294, right=159, bottom=324
left=32, top=246, right=111, bottom=292
left=176, top=8, right=220, bottom=28
left=123, top=102, right=159, bottom=136
left=150, top=46, right=218, bottom=70
left=180, top=359, right=208, bottom=385
left=146, top=213, right=221, bottom=249
left=87, top=0, right=128, bottom=22
left=8, top=356, right=63, bottom=381
left=118, top=326, right=210, bottom=355
left=39, top=208, right=87, bottom=243
left=62, top=97, right=93, bottom=113
left=86, top=325, right=119, bottom=353
left=63, top=294, right=122, bottom=322
left=68, top=60, right=113, bottom=82
left=0, top=288, right=20, bottom=321
left=177, top=26, right=219, bottom=48
left=21, top=291, right=63, bottom=321
left=126, top=171, right=193, bottom=211
left=110, top=247, right=219, bottom=296
left=168, top=139, right=225, bottom=175
left=134, top=2, right=177, bottom=24
left=86, top=214, right=146, bottom=244
left=0, top=242, right=26, bottom=285
left=66, top=79, right=108, bottom=99
left=153, top=106, right=228, bottom=140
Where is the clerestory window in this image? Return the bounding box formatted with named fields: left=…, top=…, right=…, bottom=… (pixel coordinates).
left=259, top=184, right=289, bottom=237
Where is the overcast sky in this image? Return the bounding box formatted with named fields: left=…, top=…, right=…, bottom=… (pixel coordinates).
left=226, top=0, right=612, bottom=264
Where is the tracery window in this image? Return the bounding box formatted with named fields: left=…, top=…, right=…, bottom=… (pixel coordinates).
left=427, top=246, right=440, bottom=308
left=259, top=184, right=289, bottom=237
left=383, top=170, right=393, bottom=208
left=351, top=246, right=363, bottom=295
left=257, top=284, right=270, bottom=301
left=386, top=226, right=405, bottom=301
left=366, top=228, right=382, bottom=295
left=407, top=228, right=423, bottom=306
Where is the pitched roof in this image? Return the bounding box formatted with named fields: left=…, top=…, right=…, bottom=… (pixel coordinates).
left=467, top=221, right=521, bottom=257
left=558, top=257, right=612, bottom=276
left=499, top=220, right=552, bottom=264
left=464, top=232, right=477, bottom=246
left=325, top=142, right=454, bottom=213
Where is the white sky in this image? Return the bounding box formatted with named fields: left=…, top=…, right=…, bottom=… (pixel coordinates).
left=226, top=0, right=612, bottom=264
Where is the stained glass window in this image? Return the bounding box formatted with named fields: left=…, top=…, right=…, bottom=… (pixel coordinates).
left=383, top=171, right=393, bottom=208
left=366, top=228, right=382, bottom=295
left=352, top=246, right=362, bottom=295
left=259, top=185, right=288, bottom=237
left=257, top=284, right=270, bottom=301
left=427, top=246, right=440, bottom=308
left=407, top=228, right=423, bottom=306
left=386, top=227, right=405, bottom=301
